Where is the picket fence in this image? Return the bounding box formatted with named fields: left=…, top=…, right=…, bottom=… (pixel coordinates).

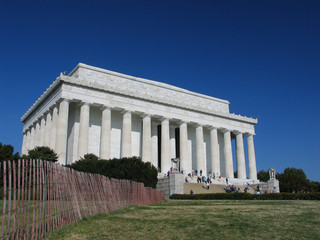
left=0, top=159, right=164, bottom=239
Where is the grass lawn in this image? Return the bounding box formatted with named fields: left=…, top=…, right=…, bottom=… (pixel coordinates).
left=45, top=200, right=320, bottom=240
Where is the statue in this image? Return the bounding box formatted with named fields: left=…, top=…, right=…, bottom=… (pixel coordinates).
left=268, top=168, right=276, bottom=179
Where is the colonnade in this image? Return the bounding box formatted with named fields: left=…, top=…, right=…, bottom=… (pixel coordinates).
left=22, top=99, right=257, bottom=180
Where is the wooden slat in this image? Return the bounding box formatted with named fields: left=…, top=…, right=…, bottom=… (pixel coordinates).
left=1, top=162, right=6, bottom=239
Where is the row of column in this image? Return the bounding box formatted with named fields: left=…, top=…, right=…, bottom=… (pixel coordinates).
left=22, top=99, right=67, bottom=157
left=22, top=99, right=257, bottom=180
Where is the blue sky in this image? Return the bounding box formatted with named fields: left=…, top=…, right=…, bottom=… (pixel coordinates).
left=0, top=1, right=319, bottom=181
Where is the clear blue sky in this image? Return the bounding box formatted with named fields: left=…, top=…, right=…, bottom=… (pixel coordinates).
left=0, top=1, right=319, bottom=181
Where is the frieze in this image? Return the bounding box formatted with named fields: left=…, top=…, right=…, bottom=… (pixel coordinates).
left=58, top=74, right=257, bottom=124
left=76, top=67, right=230, bottom=113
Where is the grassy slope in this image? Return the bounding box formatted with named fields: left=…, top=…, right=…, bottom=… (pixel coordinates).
left=45, top=200, right=320, bottom=240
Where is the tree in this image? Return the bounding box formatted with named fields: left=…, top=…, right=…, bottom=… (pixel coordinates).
left=0, top=142, right=20, bottom=161
left=67, top=155, right=158, bottom=188
left=257, top=170, right=269, bottom=182
left=277, top=168, right=309, bottom=193
left=27, top=146, right=58, bottom=162
left=308, top=181, right=320, bottom=192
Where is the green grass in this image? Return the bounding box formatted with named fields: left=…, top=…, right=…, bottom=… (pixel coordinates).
left=45, top=200, right=320, bottom=240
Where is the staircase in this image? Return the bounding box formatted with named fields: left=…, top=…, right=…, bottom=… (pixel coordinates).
left=184, top=182, right=255, bottom=194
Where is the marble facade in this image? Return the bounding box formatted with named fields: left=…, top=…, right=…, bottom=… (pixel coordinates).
left=21, top=63, right=258, bottom=180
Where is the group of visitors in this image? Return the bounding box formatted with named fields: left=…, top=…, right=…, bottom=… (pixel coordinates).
left=195, top=176, right=211, bottom=190
left=225, top=185, right=240, bottom=193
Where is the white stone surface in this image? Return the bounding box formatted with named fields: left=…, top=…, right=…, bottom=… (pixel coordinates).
left=78, top=102, right=90, bottom=159
left=142, top=115, right=152, bottom=163
left=236, top=132, right=246, bottom=179
left=100, top=107, right=111, bottom=159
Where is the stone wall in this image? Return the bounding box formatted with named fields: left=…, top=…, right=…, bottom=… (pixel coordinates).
left=156, top=173, right=185, bottom=200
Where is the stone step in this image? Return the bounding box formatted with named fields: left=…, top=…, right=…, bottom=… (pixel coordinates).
left=184, top=182, right=255, bottom=194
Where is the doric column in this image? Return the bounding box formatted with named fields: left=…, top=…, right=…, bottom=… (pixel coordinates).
left=50, top=105, right=59, bottom=150
left=100, top=107, right=111, bottom=160
left=39, top=117, right=46, bottom=146
left=223, top=129, right=234, bottom=178
left=179, top=122, right=189, bottom=174
left=196, top=125, right=206, bottom=176
left=30, top=125, right=35, bottom=150
left=56, top=99, right=70, bottom=164
left=151, top=123, right=158, bottom=168
left=247, top=134, right=257, bottom=180
left=25, top=130, right=31, bottom=153
left=161, top=118, right=170, bottom=173
left=121, top=110, right=132, bottom=158
left=78, top=102, right=90, bottom=159
left=142, top=115, right=152, bottom=163
left=210, top=127, right=220, bottom=177
left=235, top=131, right=246, bottom=179
left=44, top=111, right=52, bottom=147
left=34, top=121, right=41, bottom=148
left=21, top=131, right=27, bottom=155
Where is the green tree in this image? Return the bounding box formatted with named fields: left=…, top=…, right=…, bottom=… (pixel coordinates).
left=277, top=168, right=309, bottom=193
left=27, top=146, right=58, bottom=162
left=0, top=142, right=20, bottom=161
left=308, top=181, right=320, bottom=192
left=67, top=155, right=158, bottom=188
left=257, top=170, right=269, bottom=182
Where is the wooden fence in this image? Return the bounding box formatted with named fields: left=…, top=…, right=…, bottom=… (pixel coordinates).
left=0, top=159, right=164, bottom=239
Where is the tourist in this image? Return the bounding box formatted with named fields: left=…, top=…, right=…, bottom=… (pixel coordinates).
left=226, top=178, right=229, bottom=185
left=200, top=169, right=203, bottom=176
left=190, top=190, right=194, bottom=195
left=197, top=176, right=201, bottom=183
left=195, top=169, right=198, bottom=176
left=207, top=181, right=210, bottom=190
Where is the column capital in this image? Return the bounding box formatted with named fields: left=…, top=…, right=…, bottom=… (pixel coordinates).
left=121, top=109, right=132, bottom=114
left=100, top=105, right=112, bottom=111
left=160, top=117, right=170, bottom=122
left=244, top=132, right=255, bottom=137
left=178, top=120, right=188, bottom=125
left=48, top=103, right=58, bottom=111
left=57, top=98, right=72, bottom=104
left=233, top=130, right=243, bottom=135
left=220, top=128, right=230, bottom=133
left=207, top=126, right=218, bottom=131
left=141, top=113, right=152, bottom=118
left=43, top=108, right=52, bottom=115
left=79, top=101, right=92, bottom=107
left=38, top=114, right=46, bottom=120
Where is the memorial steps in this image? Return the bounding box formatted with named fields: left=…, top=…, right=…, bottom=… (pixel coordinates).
left=183, top=182, right=255, bottom=194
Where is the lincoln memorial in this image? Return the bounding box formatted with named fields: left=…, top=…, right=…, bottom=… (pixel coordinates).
left=21, top=63, right=258, bottom=180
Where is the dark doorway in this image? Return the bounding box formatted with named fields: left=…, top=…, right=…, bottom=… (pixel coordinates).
left=175, top=128, right=180, bottom=158
left=157, top=125, right=161, bottom=169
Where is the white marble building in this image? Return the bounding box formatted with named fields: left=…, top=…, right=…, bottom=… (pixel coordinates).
left=21, top=63, right=258, bottom=180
